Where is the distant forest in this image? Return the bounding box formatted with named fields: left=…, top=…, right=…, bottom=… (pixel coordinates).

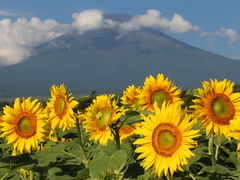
left=1, top=84, right=240, bottom=113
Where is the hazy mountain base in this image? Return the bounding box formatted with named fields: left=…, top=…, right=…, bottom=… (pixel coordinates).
left=0, top=26, right=240, bottom=97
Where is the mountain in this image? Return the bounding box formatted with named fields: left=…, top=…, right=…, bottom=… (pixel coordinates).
left=0, top=20, right=240, bottom=98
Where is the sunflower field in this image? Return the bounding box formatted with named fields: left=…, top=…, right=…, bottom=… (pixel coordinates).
left=1, top=73, right=240, bottom=180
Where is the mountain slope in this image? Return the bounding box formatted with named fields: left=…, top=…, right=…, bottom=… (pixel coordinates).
left=0, top=27, right=239, bottom=97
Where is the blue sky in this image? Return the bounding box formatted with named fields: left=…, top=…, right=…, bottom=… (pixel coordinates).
left=0, top=0, right=240, bottom=65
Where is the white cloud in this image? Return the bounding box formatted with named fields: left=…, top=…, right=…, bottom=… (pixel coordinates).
left=219, top=28, right=239, bottom=44
left=0, top=17, right=72, bottom=66
left=201, top=28, right=240, bottom=44
left=72, top=9, right=117, bottom=33
left=120, top=9, right=200, bottom=34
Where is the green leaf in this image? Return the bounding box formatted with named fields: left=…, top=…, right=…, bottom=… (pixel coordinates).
left=188, top=147, right=206, bottom=164
left=89, top=149, right=127, bottom=179
left=95, top=140, right=118, bottom=155
left=96, top=140, right=132, bottom=158
left=229, top=151, right=239, bottom=166
left=197, top=165, right=213, bottom=174
left=124, top=115, right=142, bottom=125
left=125, top=110, right=140, bottom=116
left=0, top=168, right=11, bottom=180
left=215, top=164, right=235, bottom=175
left=62, top=142, right=87, bottom=163
left=47, top=167, right=72, bottom=180
left=17, top=163, right=35, bottom=171
left=136, top=169, right=155, bottom=180
left=119, top=110, right=153, bottom=124
left=120, top=142, right=132, bottom=157
left=44, top=140, right=57, bottom=148
left=185, top=89, right=193, bottom=95
left=133, top=110, right=154, bottom=116
left=71, top=168, right=90, bottom=180
left=192, top=89, right=200, bottom=96
left=32, top=143, right=66, bottom=167
left=0, top=162, right=9, bottom=168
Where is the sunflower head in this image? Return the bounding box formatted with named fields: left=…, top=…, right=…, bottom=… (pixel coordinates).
left=46, top=84, right=78, bottom=132
left=134, top=102, right=199, bottom=178
left=84, top=95, right=125, bottom=145
left=0, top=98, right=47, bottom=153
left=121, top=85, right=142, bottom=108
left=192, top=79, right=240, bottom=138
left=138, top=74, right=183, bottom=111
left=119, top=123, right=139, bottom=143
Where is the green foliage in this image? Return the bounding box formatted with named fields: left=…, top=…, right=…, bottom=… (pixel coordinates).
left=89, top=150, right=127, bottom=179
left=119, top=109, right=153, bottom=126
left=181, top=89, right=198, bottom=108
left=234, top=84, right=240, bottom=93
left=77, top=91, right=97, bottom=111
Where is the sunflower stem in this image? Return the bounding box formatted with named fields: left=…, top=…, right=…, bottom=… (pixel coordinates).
left=76, top=118, right=84, bottom=147
left=29, top=171, right=33, bottom=180
left=75, top=118, right=88, bottom=168
left=112, top=124, right=121, bottom=150
left=189, top=173, right=196, bottom=180
left=215, top=136, right=222, bottom=161
left=208, top=135, right=217, bottom=173
left=115, top=127, right=121, bottom=150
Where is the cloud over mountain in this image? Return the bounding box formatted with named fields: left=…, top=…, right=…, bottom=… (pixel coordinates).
left=72, top=9, right=116, bottom=33
left=219, top=28, right=239, bottom=44
left=0, top=17, right=71, bottom=65
left=119, top=9, right=200, bottom=34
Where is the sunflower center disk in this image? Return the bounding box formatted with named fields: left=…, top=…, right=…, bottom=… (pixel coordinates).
left=57, top=98, right=66, bottom=114
left=18, top=117, right=32, bottom=133
left=96, top=109, right=112, bottom=129
left=120, top=124, right=134, bottom=134
left=151, top=90, right=168, bottom=106
left=158, top=131, right=175, bottom=149
left=152, top=123, right=182, bottom=157
left=54, top=97, right=67, bottom=118
left=212, top=98, right=230, bottom=118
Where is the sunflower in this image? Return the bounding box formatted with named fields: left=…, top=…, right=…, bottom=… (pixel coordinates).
left=134, top=102, right=199, bottom=179
left=192, top=79, right=240, bottom=137
left=121, top=85, right=142, bottom=108
left=119, top=123, right=139, bottom=143
left=138, top=74, right=183, bottom=111
left=84, top=95, right=125, bottom=145
left=46, top=84, right=78, bottom=132
left=0, top=98, right=46, bottom=153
